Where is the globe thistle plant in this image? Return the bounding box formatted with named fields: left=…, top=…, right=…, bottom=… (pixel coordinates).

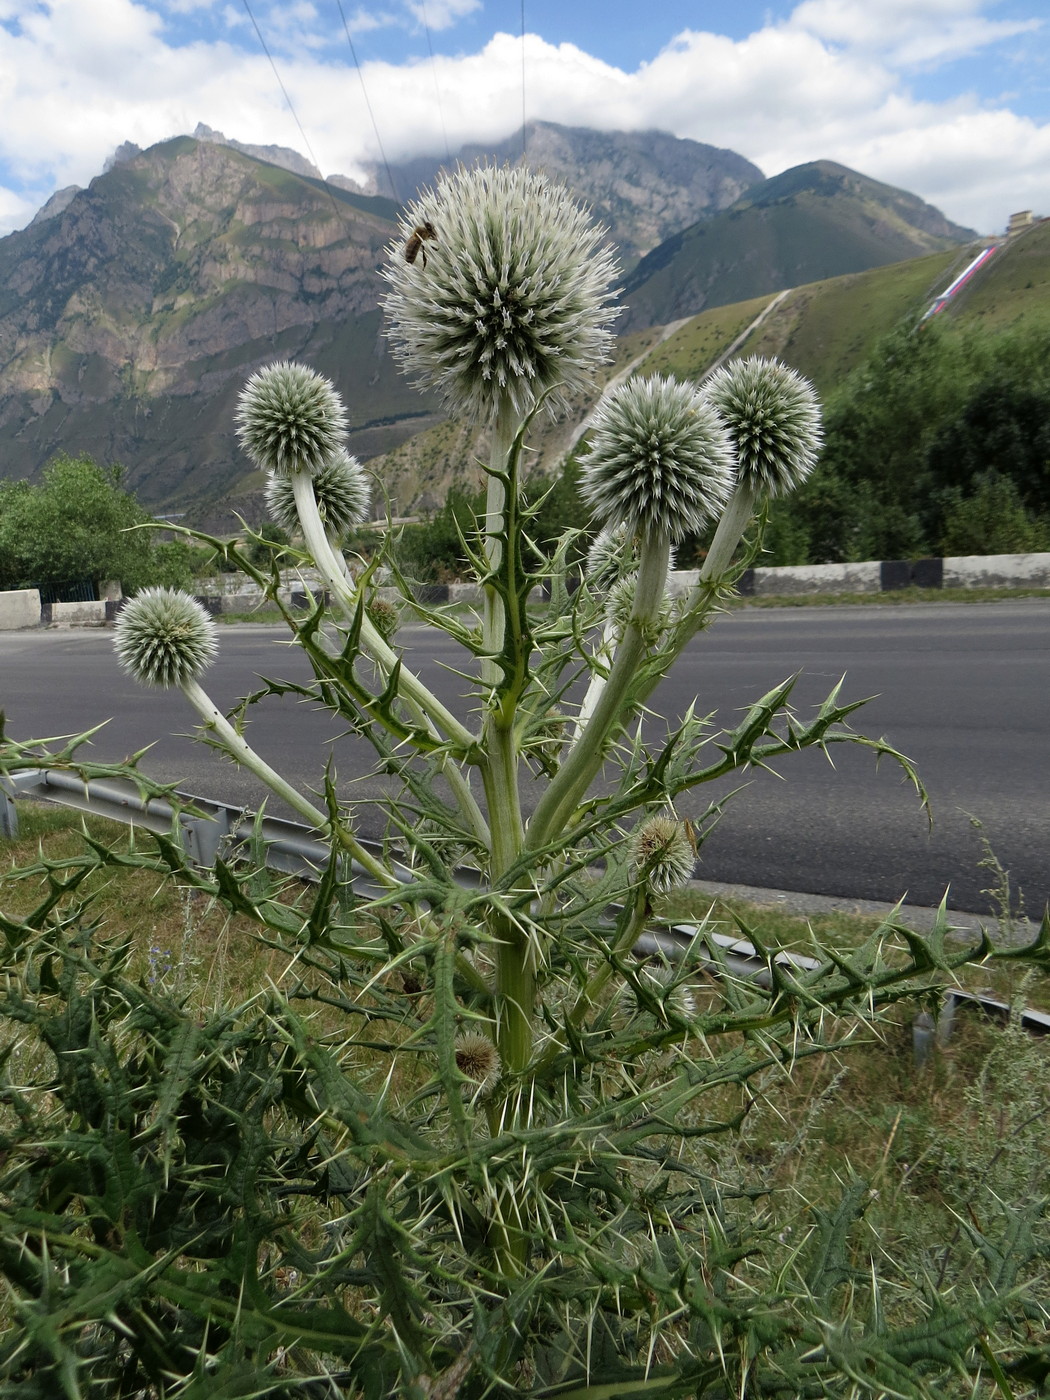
left=114, top=588, right=217, bottom=689
left=703, top=356, right=822, bottom=497
left=236, top=361, right=348, bottom=478
left=381, top=164, right=621, bottom=424
left=580, top=375, right=736, bottom=544
left=266, top=449, right=371, bottom=540
left=629, top=814, right=697, bottom=894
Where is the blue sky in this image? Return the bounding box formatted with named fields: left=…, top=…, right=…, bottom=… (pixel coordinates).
left=0, top=0, right=1047, bottom=235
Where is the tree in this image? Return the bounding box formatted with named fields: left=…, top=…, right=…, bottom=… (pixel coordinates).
left=0, top=454, right=155, bottom=594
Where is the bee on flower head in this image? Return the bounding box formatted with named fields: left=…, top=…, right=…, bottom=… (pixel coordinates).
left=404, top=220, right=437, bottom=267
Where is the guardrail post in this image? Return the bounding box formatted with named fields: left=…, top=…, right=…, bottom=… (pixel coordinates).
left=179, top=810, right=231, bottom=868
left=0, top=777, right=17, bottom=840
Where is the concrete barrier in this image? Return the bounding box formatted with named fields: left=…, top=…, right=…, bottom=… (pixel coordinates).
left=943, top=552, right=1050, bottom=588
left=49, top=600, right=107, bottom=628
left=0, top=589, right=41, bottom=630
left=746, top=561, right=881, bottom=596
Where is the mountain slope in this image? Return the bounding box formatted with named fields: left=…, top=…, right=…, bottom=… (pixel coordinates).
left=353, top=121, right=764, bottom=265
left=620, top=161, right=977, bottom=330
left=0, top=137, right=438, bottom=510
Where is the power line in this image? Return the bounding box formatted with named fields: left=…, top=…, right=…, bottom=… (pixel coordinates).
left=521, top=0, right=527, bottom=161
left=240, top=0, right=330, bottom=187
left=335, top=0, right=401, bottom=204
left=419, top=1, right=453, bottom=169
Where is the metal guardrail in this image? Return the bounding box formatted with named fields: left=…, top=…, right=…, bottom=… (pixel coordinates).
left=4, top=770, right=1047, bottom=1044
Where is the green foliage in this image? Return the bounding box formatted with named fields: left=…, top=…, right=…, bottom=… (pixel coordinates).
left=773, top=321, right=1050, bottom=562
left=395, top=485, right=485, bottom=581
left=939, top=470, right=1050, bottom=556
left=245, top=522, right=291, bottom=569
left=0, top=455, right=155, bottom=593
left=148, top=537, right=217, bottom=589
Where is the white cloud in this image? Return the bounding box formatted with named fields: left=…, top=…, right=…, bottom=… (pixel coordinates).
left=405, top=0, right=481, bottom=32
left=0, top=0, right=1046, bottom=237
left=789, top=0, right=1041, bottom=67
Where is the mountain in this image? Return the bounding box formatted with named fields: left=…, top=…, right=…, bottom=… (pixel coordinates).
left=0, top=132, right=982, bottom=522
left=0, top=136, right=439, bottom=513
left=351, top=121, right=764, bottom=265
left=619, top=160, right=977, bottom=330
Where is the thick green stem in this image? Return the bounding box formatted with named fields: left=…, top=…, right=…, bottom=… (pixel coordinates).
left=479, top=401, right=530, bottom=1077
left=699, top=480, right=759, bottom=585
left=180, top=678, right=396, bottom=889
left=526, top=534, right=672, bottom=856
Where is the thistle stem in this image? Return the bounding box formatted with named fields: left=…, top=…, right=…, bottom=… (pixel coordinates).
left=479, top=400, right=530, bottom=1079
left=180, top=677, right=396, bottom=889
left=291, top=472, right=477, bottom=755
left=526, top=533, right=672, bottom=856
left=289, top=472, right=489, bottom=848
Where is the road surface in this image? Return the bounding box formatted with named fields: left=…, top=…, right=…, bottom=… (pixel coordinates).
left=1, top=599, right=1046, bottom=916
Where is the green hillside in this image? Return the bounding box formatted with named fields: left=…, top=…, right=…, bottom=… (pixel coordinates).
left=620, top=161, right=974, bottom=332
left=639, top=248, right=964, bottom=391
left=938, top=218, right=1050, bottom=335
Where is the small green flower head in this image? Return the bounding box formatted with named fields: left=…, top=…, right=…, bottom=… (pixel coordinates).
left=454, top=1031, right=501, bottom=1095
left=366, top=595, right=400, bottom=643
left=266, top=449, right=371, bottom=539
left=703, top=356, right=822, bottom=496
left=115, top=588, right=218, bottom=689
left=606, top=573, right=673, bottom=643
left=236, top=361, right=347, bottom=477
left=629, top=814, right=697, bottom=893
left=586, top=525, right=639, bottom=593
left=381, top=164, right=621, bottom=423
left=580, top=375, right=736, bottom=543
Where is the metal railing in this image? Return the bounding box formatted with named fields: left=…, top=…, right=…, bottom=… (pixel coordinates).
left=4, top=769, right=1047, bottom=1045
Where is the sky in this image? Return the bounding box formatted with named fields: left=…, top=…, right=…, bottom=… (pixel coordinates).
left=0, top=0, right=1047, bottom=238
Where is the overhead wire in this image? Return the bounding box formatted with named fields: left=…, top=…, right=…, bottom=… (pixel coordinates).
left=240, top=0, right=332, bottom=190
left=419, top=1, right=453, bottom=169
left=240, top=0, right=535, bottom=210
left=521, top=0, right=527, bottom=161
left=335, top=0, right=401, bottom=203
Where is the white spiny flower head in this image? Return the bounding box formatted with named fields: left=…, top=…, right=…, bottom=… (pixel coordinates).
left=115, top=588, right=218, bottom=689
left=580, top=375, right=736, bottom=543
left=702, top=356, right=822, bottom=497
left=629, top=813, right=697, bottom=893
left=606, top=573, right=673, bottom=642
left=586, top=524, right=639, bottom=593
left=266, top=449, right=371, bottom=539
left=236, top=361, right=348, bottom=478
left=381, top=163, right=621, bottom=424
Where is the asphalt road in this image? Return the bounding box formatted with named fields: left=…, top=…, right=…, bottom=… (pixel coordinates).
left=1, top=599, right=1047, bottom=916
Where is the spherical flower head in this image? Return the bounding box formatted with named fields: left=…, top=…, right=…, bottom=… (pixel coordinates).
left=266, top=449, right=371, bottom=539
left=115, top=588, right=218, bottom=689
left=454, top=1031, right=501, bottom=1095
left=236, top=361, right=347, bottom=478
left=702, top=356, right=822, bottom=497
left=580, top=376, right=736, bottom=543
left=586, top=525, right=639, bottom=593
left=381, top=164, right=621, bottom=423
left=606, top=573, right=673, bottom=643
left=629, top=814, right=697, bottom=894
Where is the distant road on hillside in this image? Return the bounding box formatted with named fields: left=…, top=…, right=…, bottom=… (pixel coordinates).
left=2, top=600, right=1047, bottom=917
